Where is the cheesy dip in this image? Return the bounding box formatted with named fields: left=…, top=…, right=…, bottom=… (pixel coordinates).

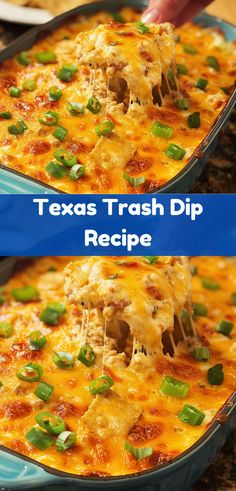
left=0, top=8, right=235, bottom=193
left=0, top=256, right=235, bottom=477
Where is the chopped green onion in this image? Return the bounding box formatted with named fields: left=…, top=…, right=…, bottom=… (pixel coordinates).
left=190, top=264, right=198, bottom=276
left=17, top=362, right=43, bottom=382
left=46, top=161, right=68, bottom=179
left=11, top=285, right=39, bottom=302
left=86, top=96, right=101, bottom=114
left=0, top=381, right=3, bottom=389
left=54, top=149, right=77, bottom=167
left=183, top=44, right=198, bottom=55
left=208, top=363, right=224, bottom=385
left=143, top=256, right=158, bottom=264
left=180, top=308, right=190, bottom=322
left=175, top=34, right=180, bottom=42
left=192, top=347, right=210, bottom=361
left=8, top=119, right=28, bottom=135
left=221, top=86, right=231, bottom=95
left=123, top=172, right=145, bottom=187
left=124, top=441, right=153, bottom=460
left=53, top=351, right=75, bottom=369
left=78, top=344, right=96, bottom=367
left=160, top=376, right=189, bottom=398
left=57, top=64, right=77, bottom=82
left=195, top=78, right=208, bottom=90
left=39, top=111, right=60, bottom=126
left=165, top=143, right=186, bottom=160
left=40, top=302, right=66, bottom=325
left=176, top=64, right=188, bottom=75
left=151, top=121, right=173, bottom=139
left=0, top=287, right=6, bottom=304
left=230, top=292, right=236, bottom=305
left=95, top=120, right=115, bottom=136
left=202, top=278, right=220, bottom=291
left=48, top=266, right=57, bottom=272
left=0, top=112, right=12, bottom=120
left=35, top=411, right=66, bottom=435
left=17, top=51, right=30, bottom=66
left=188, top=112, right=201, bottom=129
left=52, top=126, right=68, bottom=142
left=56, top=431, right=77, bottom=452
left=29, top=331, right=47, bottom=351
left=193, top=302, right=208, bottom=317
left=67, top=102, right=84, bottom=115
left=178, top=404, right=205, bottom=426
left=111, top=12, right=124, bottom=23
left=136, top=21, right=149, bottom=34
left=49, top=86, right=62, bottom=101
left=9, top=86, right=21, bottom=98
left=206, top=55, right=220, bottom=71
left=89, top=375, right=114, bottom=394
left=34, top=381, right=54, bottom=401
left=22, top=79, right=36, bottom=92
left=0, top=322, right=12, bottom=338
left=35, top=51, right=57, bottom=64
left=216, top=320, right=233, bottom=336
left=175, top=98, right=189, bottom=110
left=69, top=163, right=86, bottom=181
left=26, top=427, right=54, bottom=450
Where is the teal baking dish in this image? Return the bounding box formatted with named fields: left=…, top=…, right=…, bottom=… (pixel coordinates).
left=0, top=256, right=235, bottom=491
left=0, top=0, right=235, bottom=194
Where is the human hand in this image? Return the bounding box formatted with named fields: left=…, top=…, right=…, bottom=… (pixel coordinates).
left=142, top=0, right=212, bottom=26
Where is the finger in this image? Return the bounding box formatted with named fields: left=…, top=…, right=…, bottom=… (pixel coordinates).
left=142, top=0, right=190, bottom=23
left=174, top=0, right=212, bottom=26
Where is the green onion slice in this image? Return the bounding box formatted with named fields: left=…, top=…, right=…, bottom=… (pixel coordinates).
left=69, top=163, right=86, bottom=181
left=202, top=278, right=220, bottom=291
left=29, top=330, right=47, bottom=351
left=56, top=431, right=77, bottom=452
left=165, top=143, right=186, bottom=160
left=195, top=78, right=208, bottom=90
left=67, top=102, right=84, bottom=115
left=183, top=44, right=198, bottom=55
left=35, top=411, right=66, bottom=435
left=160, top=376, right=189, bottom=398
left=54, top=149, right=77, bottom=167
left=17, top=51, right=30, bottom=66
left=111, top=12, right=124, bottom=23
left=78, top=344, right=96, bottom=367
left=190, top=265, right=198, bottom=275
left=40, top=302, right=66, bottom=325
left=124, top=440, right=153, bottom=460
left=22, top=79, right=36, bottom=92
left=136, top=21, right=149, bottom=34
left=176, top=64, right=188, bottom=75
left=206, top=55, right=220, bottom=71
left=49, top=86, right=62, bottom=101
left=57, top=64, right=77, bottom=82
left=151, top=121, right=173, bottom=139
left=34, top=381, right=54, bottom=401
left=123, top=172, right=145, bottom=187
left=8, top=119, right=28, bottom=135
left=143, top=256, right=158, bottom=264
left=9, top=86, right=21, bottom=98
left=193, top=302, right=208, bottom=317
left=87, top=96, right=101, bottom=114
left=0, top=322, right=12, bottom=338
left=25, top=427, right=54, bottom=450
left=175, top=98, right=189, bottom=110
left=0, top=112, right=12, bottom=120
left=95, top=119, right=115, bottom=136
left=216, top=320, right=233, bottom=336
left=178, top=404, right=205, bottom=426
left=192, top=347, right=210, bottom=361
left=208, top=363, right=224, bottom=385
left=39, top=111, right=60, bottom=126
left=53, top=351, right=75, bottom=369
left=52, top=126, right=68, bottom=142
left=188, top=112, right=200, bottom=129
left=0, top=287, right=6, bottom=304
left=11, top=285, right=39, bottom=302
left=17, top=362, right=43, bottom=382
left=46, top=161, right=68, bottom=179
left=35, top=51, right=57, bottom=64
left=89, top=375, right=114, bottom=394
left=230, top=292, right=236, bottom=305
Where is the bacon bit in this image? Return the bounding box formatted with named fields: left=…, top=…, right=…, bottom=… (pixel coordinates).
left=156, top=357, right=201, bottom=380
left=103, top=365, right=123, bottom=383
left=139, top=450, right=176, bottom=470
left=7, top=439, right=28, bottom=454
left=140, top=51, right=153, bottom=62
left=0, top=401, right=32, bottom=419
left=141, top=179, right=161, bottom=193
left=107, top=21, right=127, bottom=30
left=146, top=286, right=164, bottom=301
left=92, top=442, right=110, bottom=464
left=215, top=99, right=225, bottom=109
left=54, top=401, right=80, bottom=417
left=10, top=342, right=42, bottom=361
left=128, top=422, right=163, bottom=444
left=0, top=352, right=12, bottom=365
left=14, top=101, right=35, bottom=114
left=126, top=157, right=152, bottom=175
left=107, top=298, right=131, bottom=311
left=27, top=140, right=51, bottom=155
left=149, top=406, right=170, bottom=416
left=35, top=94, right=56, bottom=109
left=67, top=141, right=90, bottom=154
left=0, top=75, right=16, bottom=89
left=147, top=107, right=182, bottom=124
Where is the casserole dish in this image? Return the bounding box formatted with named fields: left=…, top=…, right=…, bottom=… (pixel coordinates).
left=0, top=256, right=235, bottom=490
left=0, top=0, right=235, bottom=194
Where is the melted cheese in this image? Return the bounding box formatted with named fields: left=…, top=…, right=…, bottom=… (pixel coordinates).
left=0, top=8, right=235, bottom=193
left=0, top=256, right=235, bottom=477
